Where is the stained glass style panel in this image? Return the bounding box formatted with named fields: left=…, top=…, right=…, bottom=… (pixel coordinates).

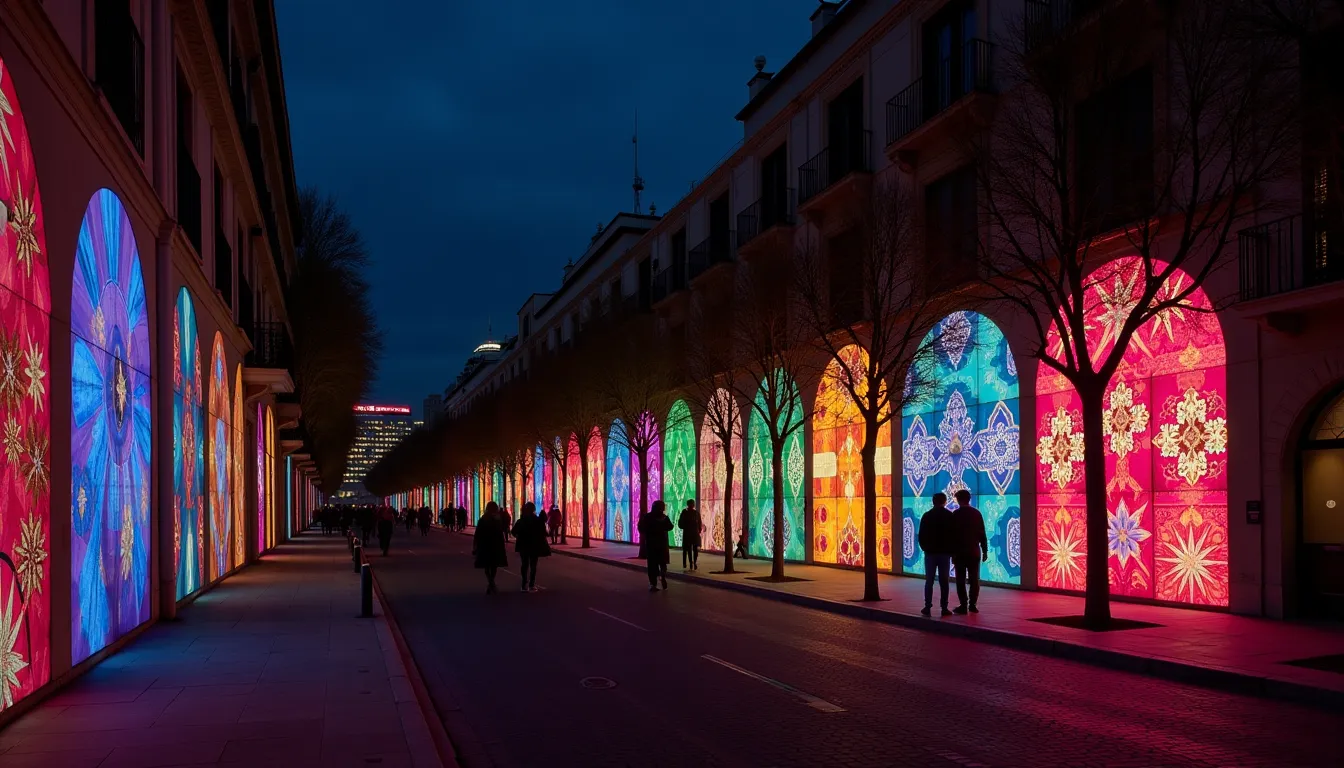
left=587, top=426, right=606, bottom=539
left=207, top=334, right=231, bottom=581
left=534, top=445, right=545, bottom=506
left=565, top=435, right=583, bottom=537
left=173, top=288, right=204, bottom=599
left=265, top=406, right=276, bottom=549
left=1035, top=257, right=1228, bottom=606
left=231, top=366, right=244, bottom=568
left=605, top=420, right=631, bottom=541
left=663, top=400, right=696, bottom=547
left=812, top=345, right=893, bottom=568
left=629, top=411, right=661, bottom=545
left=699, top=390, right=744, bottom=554
left=256, top=402, right=265, bottom=554
left=747, top=372, right=805, bottom=561
left=0, top=60, right=52, bottom=708
left=901, top=312, right=1021, bottom=584
left=70, top=189, right=150, bottom=664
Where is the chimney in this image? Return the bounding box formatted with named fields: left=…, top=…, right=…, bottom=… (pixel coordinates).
left=811, top=1, right=840, bottom=37
left=748, top=55, right=773, bottom=101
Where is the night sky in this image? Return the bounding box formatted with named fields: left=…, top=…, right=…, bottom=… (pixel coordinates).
left=275, top=1, right=814, bottom=414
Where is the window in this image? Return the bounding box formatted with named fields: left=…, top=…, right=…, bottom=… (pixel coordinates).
left=827, top=78, right=866, bottom=178
left=177, top=66, right=202, bottom=253
left=95, top=0, right=145, bottom=154
left=921, top=0, right=979, bottom=116
left=761, top=144, right=790, bottom=227
left=214, top=165, right=232, bottom=307
left=1075, top=68, right=1154, bottom=233
left=924, top=164, right=978, bottom=287
left=671, top=228, right=687, bottom=289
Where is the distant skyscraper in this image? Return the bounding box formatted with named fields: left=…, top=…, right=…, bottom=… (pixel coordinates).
left=423, top=394, right=443, bottom=428
left=336, top=405, right=415, bottom=503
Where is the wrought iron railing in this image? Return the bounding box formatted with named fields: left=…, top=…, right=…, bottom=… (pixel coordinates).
left=737, top=189, right=798, bottom=248
left=1023, top=0, right=1105, bottom=52
left=688, top=231, right=737, bottom=280
left=248, top=321, right=293, bottom=369
left=886, top=39, right=995, bottom=146
left=1239, top=214, right=1344, bottom=301
left=799, top=131, right=873, bottom=204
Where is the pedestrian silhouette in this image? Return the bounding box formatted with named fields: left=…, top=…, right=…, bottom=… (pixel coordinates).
left=678, top=500, right=701, bottom=571
left=376, top=505, right=395, bottom=555
left=733, top=531, right=748, bottom=560
left=639, top=500, right=674, bottom=591
left=512, top=502, right=550, bottom=592
left=918, top=492, right=955, bottom=616
left=474, top=501, right=508, bottom=594
left=952, top=489, right=989, bottom=614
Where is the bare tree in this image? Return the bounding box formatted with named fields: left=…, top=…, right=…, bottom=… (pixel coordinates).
left=795, top=173, right=950, bottom=601
left=975, top=2, right=1296, bottom=626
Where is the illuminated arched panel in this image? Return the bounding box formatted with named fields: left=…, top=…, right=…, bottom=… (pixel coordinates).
left=173, top=288, right=204, bottom=599
left=256, top=402, right=265, bottom=553
left=902, top=312, right=1021, bottom=584
left=606, top=420, right=631, bottom=541
left=1035, top=257, right=1228, bottom=606
left=207, top=333, right=231, bottom=580
left=587, top=426, right=605, bottom=538
left=812, top=345, right=893, bottom=568
left=565, top=435, right=582, bottom=537
left=747, top=372, right=805, bottom=561
left=662, top=399, right=696, bottom=547
left=266, top=406, right=276, bottom=549
left=0, top=60, right=52, bottom=706
left=231, top=365, right=244, bottom=568
left=70, top=189, right=150, bottom=663
left=699, top=389, right=743, bottom=553
left=629, top=411, right=661, bottom=544
left=534, top=444, right=546, bottom=510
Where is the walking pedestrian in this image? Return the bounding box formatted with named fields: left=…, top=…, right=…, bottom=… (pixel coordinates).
left=548, top=505, right=561, bottom=544
left=952, top=489, right=989, bottom=614
left=918, top=493, right=955, bottom=617
left=404, top=508, right=415, bottom=534
left=502, top=506, right=512, bottom=542
left=733, top=531, right=748, bottom=560
left=474, top=501, right=508, bottom=594
left=458, top=507, right=467, bottom=531
left=377, top=505, right=396, bottom=556
left=419, top=507, right=431, bottom=537
left=678, top=500, right=701, bottom=571
left=638, top=500, right=674, bottom=591
left=511, top=502, right=550, bottom=592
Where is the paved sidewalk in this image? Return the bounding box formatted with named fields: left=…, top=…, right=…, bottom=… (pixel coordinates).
left=0, top=532, right=446, bottom=768
left=527, top=534, right=1344, bottom=707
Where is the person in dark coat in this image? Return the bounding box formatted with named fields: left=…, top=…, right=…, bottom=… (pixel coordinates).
left=474, top=502, right=508, bottom=594
left=918, top=492, right=956, bottom=617
left=511, top=502, right=551, bottom=592
left=678, top=500, right=702, bottom=571
left=952, top=489, right=989, bottom=614
left=418, top=507, right=431, bottom=536
left=639, top=500, right=674, bottom=591
left=548, top=505, right=562, bottom=544
left=376, top=505, right=396, bottom=555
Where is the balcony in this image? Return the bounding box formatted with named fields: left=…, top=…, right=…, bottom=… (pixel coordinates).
left=797, top=132, right=873, bottom=234
left=737, top=189, right=797, bottom=260
left=651, top=267, right=688, bottom=306
left=215, top=232, right=233, bottom=308
left=1237, top=214, right=1344, bottom=331
left=177, top=147, right=202, bottom=255
left=95, top=1, right=145, bottom=155
left=1023, top=0, right=1105, bottom=53
left=688, top=232, right=736, bottom=283
left=885, top=39, right=996, bottom=161
left=244, top=320, right=296, bottom=394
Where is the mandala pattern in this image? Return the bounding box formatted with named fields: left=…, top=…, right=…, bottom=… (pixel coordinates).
left=207, top=333, right=231, bottom=581
left=0, top=60, right=51, bottom=709
left=586, top=427, right=605, bottom=539
left=173, top=288, right=204, bottom=598
left=747, top=371, right=805, bottom=560
left=606, top=419, right=630, bottom=542
left=662, top=400, right=696, bottom=547
left=231, top=365, right=244, bottom=567
left=814, top=345, right=892, bottom=569
left=1036, top=257, right=1228, bottom=606
left=533, top=445, right=546, bottom=509
left=70, top=189, right=151, bottom=664
left=265, top=405, right=276, bottom=550
left=565, top=436, right=582, bottom=537
left=700, top=389, right=744, bottom=554
left=903, top=313, right=1020, bottom=584
left=256, top=403, right=266, bottom=554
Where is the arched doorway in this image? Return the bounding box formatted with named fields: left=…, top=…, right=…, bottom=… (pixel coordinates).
left=1299, top=388, right=1344, bottom=618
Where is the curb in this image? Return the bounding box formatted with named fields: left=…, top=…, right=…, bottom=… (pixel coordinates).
left=368, top=567, right=462, bottom=768
left=547, top=545, right=1344, bottom=711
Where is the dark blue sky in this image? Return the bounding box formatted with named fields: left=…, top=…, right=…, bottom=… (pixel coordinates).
left=276, top=1, right=814, bottom=414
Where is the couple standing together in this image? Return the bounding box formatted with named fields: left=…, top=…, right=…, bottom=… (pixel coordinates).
left=917, top=489, right=989, bottom=617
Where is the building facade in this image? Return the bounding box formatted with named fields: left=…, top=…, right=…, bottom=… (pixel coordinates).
left=337, top=405, right=416, bottom=503
left=0, top=0, right=319, bottom=721
left=416, top=0, right=1342, bottom=621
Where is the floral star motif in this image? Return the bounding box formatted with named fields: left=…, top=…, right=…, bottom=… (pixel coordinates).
left=91, top=306, right=107, bottom=348
left=1103, top=381, right=1149, bottom=460
left=120, top=502, right=136, bottom=580
left=0, top=331, right=24, bottom=409
left=1041, top=519, right=1085, bottom=590
left=0, top=585, right=28, bottom=711
left=2, top=416, right=21, bottom=465
left=1093, top=266, right=1142, bottom=356
left=14, top=512, right=46, bottom=597
left=21, top=426, right=48, bottom=499
left=1107, top=499, right=1151, bottom=568
left=1039, top=408, right=1085, bottom=489
left=23, top=336, right=45, bottom=409
left=9, top=185, right=41, bottom=280
left=1153, top=388, right=1228, bottom=486
left=0, top=62, right=15, bottom=178
left=1157, top=523, right=1227, bottom=604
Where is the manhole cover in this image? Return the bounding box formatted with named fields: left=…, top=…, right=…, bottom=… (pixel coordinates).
left=580, top=676, right=617, bottom=690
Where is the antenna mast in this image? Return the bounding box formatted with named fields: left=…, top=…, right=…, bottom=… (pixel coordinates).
left=632, top=109, right=645, bottom=214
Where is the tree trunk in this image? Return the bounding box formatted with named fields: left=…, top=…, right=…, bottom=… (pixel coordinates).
left=558, top=454, right=568, bottom=544
left=1079, top=383, right=1112, bottom=628
left=771, top=438, right=786, bottom=580
left=638, top=448, right=650, bottom=532
left=722, top=456, right=736, bottom=573
left=860, top=422, right=881, bottom=602
left=580, top=449, right=591, bottom=548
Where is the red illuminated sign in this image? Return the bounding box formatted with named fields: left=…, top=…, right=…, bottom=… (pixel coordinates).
left=353, top=405, right=411, bottom=415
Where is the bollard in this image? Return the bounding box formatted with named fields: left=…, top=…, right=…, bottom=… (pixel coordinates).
left=352, top=540, right=362, bottom=572
left=360, top=564, right=373, bottom=618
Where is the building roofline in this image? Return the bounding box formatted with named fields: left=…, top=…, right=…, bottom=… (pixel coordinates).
left=735, top=0, right=867, bottom=123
